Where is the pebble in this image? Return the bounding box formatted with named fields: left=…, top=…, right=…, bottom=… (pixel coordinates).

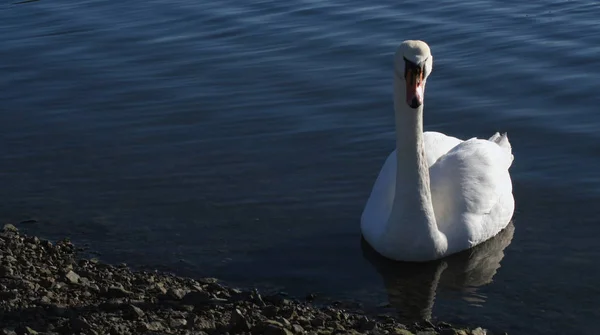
left=65, top=270, right=80, bottom=284
left=0, top=224, right=499, bottom=335
left=125, top=304, right=145, bottom=320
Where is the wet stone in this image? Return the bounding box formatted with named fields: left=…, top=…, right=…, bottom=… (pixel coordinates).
left=357, top=316, right=377, bottom=331
left=167, top=288, right=188, bottom=300
left=141, top=321, right=164, bottom=332
left=292, top=324, right=305, bottom=333
left=109, top=324, right=129, bottom=335
left=264, top=324, right=294, bottom=335
left=440, top=330, right=464, bottom=335
left=169, top=318, right=188, bottom=328
left=125, top=304, right=145, bottom=320
left=229, top=308, right=251, bottom=332
left=103, top=285, right=132, bottom=298
left=311, top=317, right=326, bottom=327
left=182, top=290, right=212, bottom=306
left=0, top=265, right=14, bottom=277
left=0, top=227, right=496, bottom=335
left=70, top=317, right=92, bottom=331
left=2, top=224, right=18, bottom=233
left=194, top=316, right=216, bottom=331
left=263, top=305, right=278, bottom=318
left=64, top=270, right=80, bottom=284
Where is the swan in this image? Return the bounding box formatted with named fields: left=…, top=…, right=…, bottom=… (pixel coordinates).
left=361, top=40, right=515, bottom=262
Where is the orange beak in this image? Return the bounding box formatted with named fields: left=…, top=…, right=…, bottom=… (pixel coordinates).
left=405, top=68, right=424, bottom=108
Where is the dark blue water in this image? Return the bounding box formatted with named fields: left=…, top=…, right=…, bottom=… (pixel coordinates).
left=2, top=0, right=600, bottom=333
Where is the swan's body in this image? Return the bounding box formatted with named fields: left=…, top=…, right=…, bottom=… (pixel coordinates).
left=361, top=40, right=515, bottom=262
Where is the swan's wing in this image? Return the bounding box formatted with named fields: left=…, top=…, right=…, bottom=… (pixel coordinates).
left=488, top=132, right=514, bottom=163
left=360, top=131, right=463, bottom=243
left=362, top=132, right=514, bottom=248
left=429, top=137, right=514, bottom=251
left=424, top=131, right=513, bottom=167
left=423, top=131, right=463, bottom=167
left=361, top=150, right=396, bottom=243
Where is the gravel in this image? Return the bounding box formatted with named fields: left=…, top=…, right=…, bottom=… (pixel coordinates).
left=0, top=223, right=500, bottom=335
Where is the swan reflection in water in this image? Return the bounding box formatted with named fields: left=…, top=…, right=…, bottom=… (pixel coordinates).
left=361, top=222, right=515, bottom=322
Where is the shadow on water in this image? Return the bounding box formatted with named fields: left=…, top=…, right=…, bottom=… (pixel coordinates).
left=361, top=222, right=515, bottom=323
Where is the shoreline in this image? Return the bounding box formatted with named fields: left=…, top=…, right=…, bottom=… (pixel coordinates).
left=1, top=223, right=495, bottom=335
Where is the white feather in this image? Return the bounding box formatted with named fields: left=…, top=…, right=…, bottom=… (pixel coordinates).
left=361, top=40, right=515, bottom=261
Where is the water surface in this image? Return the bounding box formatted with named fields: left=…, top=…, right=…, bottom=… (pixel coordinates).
left=1, top=0, right=600, bottom=334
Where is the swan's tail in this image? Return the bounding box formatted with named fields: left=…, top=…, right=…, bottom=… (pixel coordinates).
left=489, top=132, right=514, bottom=165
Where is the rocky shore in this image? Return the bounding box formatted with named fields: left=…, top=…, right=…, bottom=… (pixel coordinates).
left=1, top=224, right=495, bottom=335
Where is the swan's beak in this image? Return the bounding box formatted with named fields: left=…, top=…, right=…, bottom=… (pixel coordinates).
left=405, top=69, right=424, bottom=109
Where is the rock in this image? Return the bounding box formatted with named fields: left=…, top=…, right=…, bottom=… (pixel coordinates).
left=99, top=299, right=125, bottom=312
left=440, top=329, right=471, bottom=335
left=0, top=290, right=18, bottom=300
left=265, top=293, right=292, bottom=306
left=169, top=318, right=187, bottom=328
left=292, top=324, right=305, bottom=333
left=438, top=322, right=453, bottom=329
left=264, top=324, right=294, bottom=335
left=265, top=320, right=286, bottom=328
left=65, top=270, right=80, bottom=284
left=125, top=304, right=145, bottom=320
left=40, top=277, right=55, bottom=288
left=53, top=281, right=66, bottom=290
left=357, top=316, right=377, bottom=331
left=110, top=324, right=129, bottom=335
left=198, top=277, right=219, bottom=284
left=393, top=329, right=415, bottom=335
left=311, top=317, right=326, bottom=327
left=0, top=228, right=497, bottom=335
left=251, top=288, right=267, bottom=307
left=0, top=265, right=14, bottom=277
left=167, top=287, right=187, bottom=300
left=229, top=308, right=251, bottom=332
left=103, top=285, right=132, bottom=298
left=229, top=287, right=243, bottom=295
left=40, top=295, right=52, bottom=304
left=194, top=316, right=216, bottom=331
left=49, top=305, right=68, bottom=317
left=281, top=307, right=297, bottom=319
left=2, top=224, right=18, bottom=233
left=70, top=317, right=92, bottom=331
left=153, top=282, right=168, bottom=295
left=296, top=316, right=311, bottom=328
left=182, top=290, right=212, bottom=306
left=140, top=321, right=164, bottom=332
left=14, top=326, right=37, bottom=335
left=263, top=305, right=278, bottom=318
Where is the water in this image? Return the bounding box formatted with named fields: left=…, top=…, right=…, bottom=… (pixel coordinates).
left=1, top=0, right=599, bottom=333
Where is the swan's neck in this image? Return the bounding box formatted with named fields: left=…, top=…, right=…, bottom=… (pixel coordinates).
left=391, top=100, right=437, bottom=231
left=385, top=72, right=444, bottom=257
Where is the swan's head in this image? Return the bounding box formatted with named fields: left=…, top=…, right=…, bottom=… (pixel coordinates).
left=394, top=40, right=433, bottom=109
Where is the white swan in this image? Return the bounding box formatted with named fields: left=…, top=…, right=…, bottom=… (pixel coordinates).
left=361, top=40, right=515, bottom=262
